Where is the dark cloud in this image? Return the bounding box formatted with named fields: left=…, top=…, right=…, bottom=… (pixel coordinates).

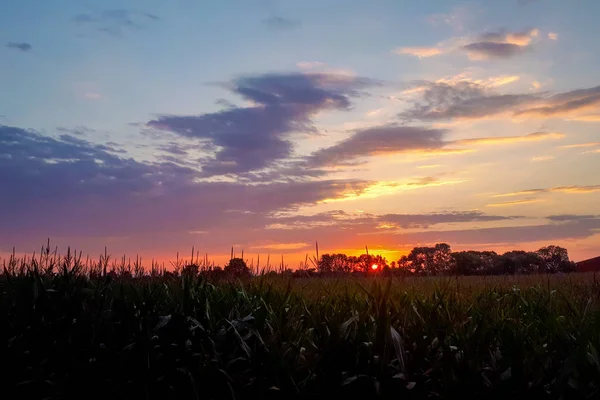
left=399, top=81, right=600, bottom=122
left=547, top=214, right=599, bottom=222
left=514, top=85, right=600, bottom=118
left=158, top=142, right=189, bottom=156
left=147, top=72, right=376, bottom=177
left=271, top=210, right=520, bottom=231
left=400, top=81, right=539, bottom=121
left=0, top=125, right=371, bottom=240
left=396, top=218, right=600, bottom=246
left=6, top=42, right=32, bottom=52
left=56, top=126, right=97, bottom=136
left=72, top=9, right=159, bottom=37
left=306, top=125, right=448, bottom=167
left=263, top=16, right=301, bottom=30
left=461, top=42, right=529, bottom=60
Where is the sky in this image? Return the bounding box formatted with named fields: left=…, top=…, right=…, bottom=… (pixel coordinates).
left=1, top=0, right=600, bottom=266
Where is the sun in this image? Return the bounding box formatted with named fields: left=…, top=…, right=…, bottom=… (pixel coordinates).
left=371, top=264, right=378, bottom=270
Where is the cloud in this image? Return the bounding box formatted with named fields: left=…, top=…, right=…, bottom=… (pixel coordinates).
left=514, top=85, right=600, bottom=119
left=263, top=16, right=300, bottom=30
left=297, top=61, right=327, bottom=70
left=0, top=125, right=375, bottom=241
left=268, top=210, right=519, bottom=231
left=395, top=47, right=443, bottom=58
left=548, top=32, right=558, bottom=40
left=253, top=242, right=311, bottom=251
left=559, top=142, right=600, bottom=149
left=454, top=131, right=564, bottom=146
left=148, top=72, right=377, bottom=177
left=72, top=9, right=159, bottom=37
left=493, top=185, right=600, bottom=198
left=6, top=42, right=32, bottom=52
left=487, top=198, right=545, bottom=207
left=306, top=125, right=448, bottom=167
left=546, top=214, right=599, bottom=222
left=320, top=177, right=466, bottom=203
left=531, top=155, right=555, bottom=162
left=396, top=28, right=539, bottom=61
left=461, top=42, right=529, bottom=60
left=400, top=80, right=600, bottom=122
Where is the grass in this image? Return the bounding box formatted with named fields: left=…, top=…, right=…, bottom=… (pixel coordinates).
left=1, top=250, right=600, bottom=399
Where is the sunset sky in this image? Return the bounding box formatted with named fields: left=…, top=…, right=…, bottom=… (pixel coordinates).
left=1, top=0, right=600, bottom=265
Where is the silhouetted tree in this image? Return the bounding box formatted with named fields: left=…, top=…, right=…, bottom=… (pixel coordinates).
left=398, top=243, right=453, bottom=275
left=451, top=251, right=499, bottom=275
left=224, top=258, right=251, bottom=277
left=536, top=245, right=576, bottom=273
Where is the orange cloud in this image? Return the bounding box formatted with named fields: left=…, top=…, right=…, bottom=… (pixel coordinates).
left=558, top=142, right=600, bottom=149
left=493, top=185, right=600, bottom=198
left=395, top=46, right=443, bottom=58
left=454, top=131, right=564, bottom=146
left=487, top=198, right=545, bottom=207
left=531, top=155, right=555, bottom=162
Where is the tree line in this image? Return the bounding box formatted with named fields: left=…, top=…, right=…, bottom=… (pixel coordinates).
left=313, top=244, right=576, bottom=276
left=190, top=243, right=577, bottom=278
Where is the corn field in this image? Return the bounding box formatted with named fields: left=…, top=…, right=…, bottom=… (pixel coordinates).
left=1, top=250, right=600, bottom=399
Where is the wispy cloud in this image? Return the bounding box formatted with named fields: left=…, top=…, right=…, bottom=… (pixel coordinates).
left=148, top=72, right=377, bottom=177
left=263, top=16, right=300, bottom=30
left=396, top=28, right=540, bottom=61
left=72, top=9, right=159, bottom=37
left=548, top=32, right=558, bottom=40
left=454, top=131, right=564, bottom=146
left=494, top=185, right=600, bottom=198
left=320, top=177, right=466, bottom=203
left=395, top=47, right=443, bottom=58
left=531, top=155, right=555, bottom=162
left=6, top=42, right=32, bottom=52
left=558, top=142, right=600, bottom=149
left=400, top=79, right=600, bottom=122
left=487, top=198, right=545, bottom=207
left=306, top=125, right=448, bottom=168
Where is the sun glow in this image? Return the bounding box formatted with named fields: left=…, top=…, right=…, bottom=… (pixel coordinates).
left=371, top=264, right=378, bottom=270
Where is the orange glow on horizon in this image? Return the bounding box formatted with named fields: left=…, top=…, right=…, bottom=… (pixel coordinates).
left=371, top=264, right=378, bottom=270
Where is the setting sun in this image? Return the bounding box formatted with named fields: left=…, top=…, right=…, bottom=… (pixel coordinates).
left=371, top=264, right=379, bottom=270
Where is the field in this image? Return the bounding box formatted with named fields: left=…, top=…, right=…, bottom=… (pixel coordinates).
left=2, top=253, right=600, bottom=399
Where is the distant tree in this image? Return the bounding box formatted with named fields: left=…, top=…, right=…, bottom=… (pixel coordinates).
left=398, top=243, right=453, bottom=275
left=536, top=245, right=576, bottom=273
left=498, top=251, right=544, bottom=274
left=318, top=254, right=352, bottom=273
left=224, top=258, right=251, bottom=277
left=451, top=251, right=499, bottom=275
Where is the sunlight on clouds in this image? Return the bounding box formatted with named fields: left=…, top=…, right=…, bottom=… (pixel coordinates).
left=394, top=46, right=443, bottom=58
left=319, top=178, right=466, bottom=203
left=548, top=32, right=558, bottom=40
left=417, top=164, right=443, bottom=169
left=487, top=198, right=545, bottom=207
left=493, top=185, right=600, bottom=198
left=454, top=132, right=564, bottom=146
left=531, top=155, right=555, bottom=162
left=558, top=142, right=600, bottom=149
left=254, top=242, right=311, bottom=250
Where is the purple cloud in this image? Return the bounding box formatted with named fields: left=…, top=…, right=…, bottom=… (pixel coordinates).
left=306, top=125, right=448, bottom=167
left=461, top=42, right=529, bottom=60
left=0, top=125, right=372, bottom=240
left=147, top=73, right=377, bottom=177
